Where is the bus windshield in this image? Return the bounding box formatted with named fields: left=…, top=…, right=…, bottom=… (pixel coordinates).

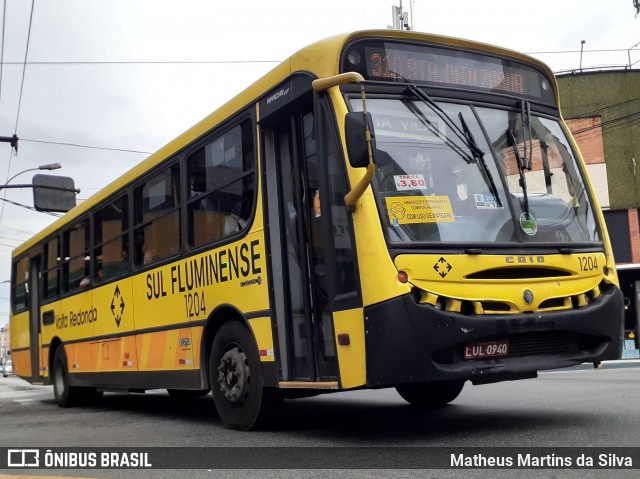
left=350, top=97, right=601, bottom=245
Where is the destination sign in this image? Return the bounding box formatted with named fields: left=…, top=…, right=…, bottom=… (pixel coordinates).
left=342, top=40, right=556, bottom=104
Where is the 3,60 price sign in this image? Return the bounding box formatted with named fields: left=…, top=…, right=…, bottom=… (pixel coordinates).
left=394, top=174, right=427, bottom=191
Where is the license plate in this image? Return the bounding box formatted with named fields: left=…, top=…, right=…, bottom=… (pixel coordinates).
left=464, top=339, right=509, bottom=360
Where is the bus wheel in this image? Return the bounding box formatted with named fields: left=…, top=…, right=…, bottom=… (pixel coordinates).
left=209, top=321, right=281, bottom=430
left=52, top=347, right=82, bottom=407
left=395, top=380, right=465, bottom=408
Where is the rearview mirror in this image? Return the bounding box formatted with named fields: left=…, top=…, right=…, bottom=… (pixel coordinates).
left=345, top=111, right=376, bottom=168
left=32, top=174, right=78, bottom=212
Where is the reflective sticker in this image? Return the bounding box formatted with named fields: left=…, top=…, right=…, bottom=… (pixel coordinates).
left=473, top=193, right=501, bottom=209
left=520, top=213, right=538, bottom=236
left=394, top=174, right=427, bottom=191
left=385, top=196, right=455, bottom=224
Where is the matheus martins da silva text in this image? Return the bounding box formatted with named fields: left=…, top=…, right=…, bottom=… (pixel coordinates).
left=451, top=453, right=633, bottom=468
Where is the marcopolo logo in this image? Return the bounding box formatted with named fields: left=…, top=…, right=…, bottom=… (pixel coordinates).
left=7, top=449, right=40, bottom=467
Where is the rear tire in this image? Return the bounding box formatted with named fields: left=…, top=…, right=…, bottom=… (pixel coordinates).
left=52, top=347, right=83, bottom=407
left=209, top=321, right=281, bottom=430
left=396, top=380, right=465, bottom=408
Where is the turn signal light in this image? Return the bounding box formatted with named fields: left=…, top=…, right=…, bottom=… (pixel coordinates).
left=397, top=271, right=409, bottom=283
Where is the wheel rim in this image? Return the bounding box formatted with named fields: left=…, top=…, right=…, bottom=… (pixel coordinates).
left=216, top=345, right=250, bottom=406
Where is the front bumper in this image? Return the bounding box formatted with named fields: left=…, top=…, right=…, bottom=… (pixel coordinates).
left=364, top=284, right=624, bottom=387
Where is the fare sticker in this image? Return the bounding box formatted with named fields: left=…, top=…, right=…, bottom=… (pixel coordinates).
left=385, top=196, right=455, bottom=224
left=394, top=174, right=427, bottom=191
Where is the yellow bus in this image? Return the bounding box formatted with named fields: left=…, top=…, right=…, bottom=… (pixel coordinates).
left=10, top=30, right=624, bottom=430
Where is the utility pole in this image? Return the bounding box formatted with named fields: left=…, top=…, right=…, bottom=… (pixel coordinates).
left=388, top=1, right=412, bottom=31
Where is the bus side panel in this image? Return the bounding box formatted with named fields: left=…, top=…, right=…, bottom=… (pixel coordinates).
left=332, top=308, right=366, bottom=389
left=40, top=345, right=49, bottom=379
left=10, top=311, right=32, bottom=379
left=247, top=316, right=275, bottom=362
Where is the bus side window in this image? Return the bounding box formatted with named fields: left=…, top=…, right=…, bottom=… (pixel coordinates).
left=133, top=164, right=181, bottom=267
left=187, top=119, right=255, bottom=249
left=43, top=237, right=59, bottom=299
left=63, top=219, right=90, bottom=292
left=11, top=256, right=29, bottom=311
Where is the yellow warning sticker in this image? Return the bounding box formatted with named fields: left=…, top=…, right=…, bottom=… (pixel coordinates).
left=385, top=196, right=455, bottom=224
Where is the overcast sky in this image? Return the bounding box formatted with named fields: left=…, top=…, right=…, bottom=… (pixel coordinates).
left=0, top=0, right=638, bottom=325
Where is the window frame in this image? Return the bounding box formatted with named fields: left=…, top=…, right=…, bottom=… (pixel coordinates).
left=185, top=115, right=257, bottom=251
left=132, top=161, right=182, bottom=269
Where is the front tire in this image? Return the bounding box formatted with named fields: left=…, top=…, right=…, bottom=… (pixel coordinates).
left=396, top=380, right=465, bottom=408
left=209, top=321, right=281, bottom=430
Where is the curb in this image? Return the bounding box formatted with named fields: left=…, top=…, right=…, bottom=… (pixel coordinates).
left=552, top=359, right=640, bottom=372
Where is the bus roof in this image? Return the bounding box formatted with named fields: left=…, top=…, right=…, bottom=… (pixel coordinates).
left=12, top=29, right=556, bottom=258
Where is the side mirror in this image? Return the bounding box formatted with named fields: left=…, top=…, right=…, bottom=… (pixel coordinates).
left=345, top=111, right=376, bottom=168
left=32, top=174, right=78, bottom=212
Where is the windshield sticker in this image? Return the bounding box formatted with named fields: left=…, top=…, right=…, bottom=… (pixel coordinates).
left=394, top=174, right=427, bottom=191
left=520, top=213, right=538, bottom=236
left=473, top=193, right=501, bottom=209
left=385, top=196, right=455, bottom=224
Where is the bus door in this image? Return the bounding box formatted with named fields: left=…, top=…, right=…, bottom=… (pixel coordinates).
left=261, top=76, right=362, bottom=383
left=28, top=255, right=42, bottom=382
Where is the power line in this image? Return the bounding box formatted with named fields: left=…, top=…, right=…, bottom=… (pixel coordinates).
left=0, top=59, right=282, bottom=65
left=569, top=98, right=640, bottom=119
left=0, top=196, right=61, bottom=217
left=21, top=138, right=152, bottom=155
left=527, top=48, right=639, bottom=55
left=0, top=0, right=6, bottom=106
left=0, top=0, right=35, bottom=227
left=13, top=0, right=35, bottom=135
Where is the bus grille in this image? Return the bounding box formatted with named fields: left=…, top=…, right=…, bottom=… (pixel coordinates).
left=431, top=331, right=604, bottom=365
left=417, top=283, right=604, bottom=315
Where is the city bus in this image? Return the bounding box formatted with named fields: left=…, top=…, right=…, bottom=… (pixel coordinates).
left=10, top=29, right=624, bottom=430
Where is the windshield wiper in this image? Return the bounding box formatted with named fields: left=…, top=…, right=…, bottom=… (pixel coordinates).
left=406, top=85, right=475, bottom=163
left=458, top=112, right=502, bottom=208
left=521, top=100, right=533, bottom=170
left=404, top=85, right=503, bottom=208
left=507, top=128, right=531, bottom=218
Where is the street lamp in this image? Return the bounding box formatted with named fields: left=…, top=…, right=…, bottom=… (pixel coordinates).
left=5, top=163, right=61, bottom=185
left=0, top=163, right=77, bottom=212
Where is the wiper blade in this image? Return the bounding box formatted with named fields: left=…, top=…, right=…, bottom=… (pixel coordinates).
left=458, top=112, right=502, bottom=208
left=402, top=100, right=473, bottom=165
left=520, top=100, right=533, bottom=170
left=507, top=128, right=530, bottom=218
left=405, top=85, right=504, bottom=209
left=406, top=85, right=475, bottom=163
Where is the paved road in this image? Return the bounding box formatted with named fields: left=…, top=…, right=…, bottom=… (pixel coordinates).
left=0, top=362, right=639, bottom=478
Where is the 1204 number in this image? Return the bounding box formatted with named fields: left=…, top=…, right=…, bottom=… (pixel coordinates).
left=184, top=291, right=207, bottom=318
left=578, top=256, right=598, bottom=271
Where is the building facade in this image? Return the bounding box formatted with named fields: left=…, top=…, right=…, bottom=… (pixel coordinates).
left=558, top=70, right=640, bottom=354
